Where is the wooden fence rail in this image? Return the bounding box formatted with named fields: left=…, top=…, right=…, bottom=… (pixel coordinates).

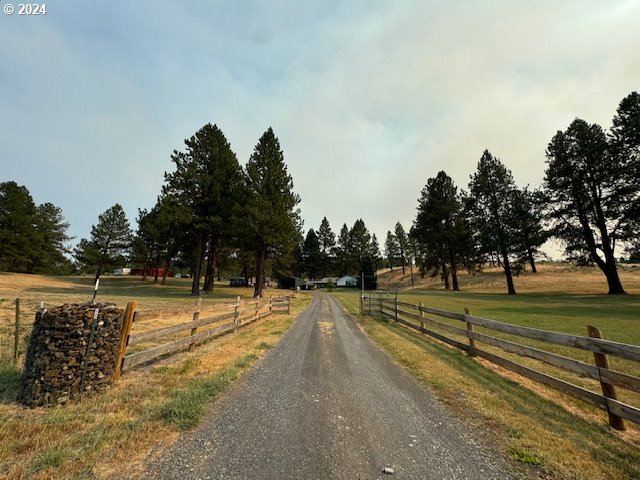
left=362, top=293, right=640, bottom=430
left=116, top=295, right=292, bottom=375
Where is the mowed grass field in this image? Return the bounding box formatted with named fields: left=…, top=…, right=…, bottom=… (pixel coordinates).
left=0, top=273, right=310, bottom=479
left=332, top=264, right=640, bottom=480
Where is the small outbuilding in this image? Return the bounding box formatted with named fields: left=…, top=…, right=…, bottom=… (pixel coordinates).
left=229, top=277, right=245, bottom=287
left=278, top=276, right=305, bottom=290
left=336, top=275, right=357, bottom=287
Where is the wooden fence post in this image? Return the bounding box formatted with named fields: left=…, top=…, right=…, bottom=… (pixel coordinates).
left=114, top=301, right=136, bottom=380
left=587, top=325, right=625, bottom=431
left=464, top=307, right=476, bottom=356
left=359, top=294, right=363, bottom=315
left=234, top=296, right=240, bottom=330
left=287, top=295, right=291, bottom=315
left=14, top=298, right=20, bottom=365
left=419, top=302, right=424, bottom=334
left=188, top=297, right=202, bottom=352
left=269, top=296, right=273, bottom=316
left=255, top=299, right=259, bottom=322
left=394, top=291, right=398, bottom=321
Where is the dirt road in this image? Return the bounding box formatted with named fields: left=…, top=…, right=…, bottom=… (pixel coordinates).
left=149, top=292, right=513, bottom=479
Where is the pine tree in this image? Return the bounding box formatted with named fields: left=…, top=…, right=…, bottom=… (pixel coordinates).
left=413, top=172, right=473, bottom=291
left=244, top=127, right=301, bottom=297
left=468, top=151, right=519, bottom=294
left=335, top=223, right=352, bottom=276
left=74, top=204, right=132, bottom=285
left=394, top=222, right=408, bottom=274
left=317, top=217, right=336, bottom=277
left=509, top=187, right=547, bottom=273
left=0, top=181, right=38, bottom=272
left=384, top=231, right=399, bottom=271
left=0, top=182, right=72, bottom=274
left=31, top=203, right=73, bottom=274
left=545, top=118, right=631, bottom=294
left=163, top=123, right=245, bottom=295
left=302, top=229, right=323, bottom=278
left=350, top=219, right=371, bottom=266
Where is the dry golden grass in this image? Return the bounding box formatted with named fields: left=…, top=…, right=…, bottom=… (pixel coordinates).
left=0, top=272, right=311, bottom=479
left=0, top=273, right=266, bottom=364
left=356, top=313, right=640, bottom=479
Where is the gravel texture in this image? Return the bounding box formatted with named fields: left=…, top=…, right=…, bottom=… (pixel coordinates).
left=147, top=292, right=514, bottom=480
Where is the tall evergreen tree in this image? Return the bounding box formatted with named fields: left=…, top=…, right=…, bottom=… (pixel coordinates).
left=163, top=123, right=244, bottom=295
left=413, top=172, right=472, bottom=291
left=31, top=203, right=73, bottom=274
left=610, top=91, right=640, bottom=247
left=509, top=187, right=547, bottom=273
left=384, top=230, right=399, bottom=271
left=545, top=118, right=631, bottom=294
left=335, top=223, right=352, bottom=276
left=244, top=127, right=301, bottom=297
left=350, top=219, right=371, bottom=266
left=74, top=204, right=132, bottom=285
left=394, top=222, right=408, bottom=274
left=468, top=151, right=519, bottom=294
left=317, top=217, right=336, bottom=277
left=302, top=229, right=322, bottom=278
left=370, top=233, right=382, bottom=265
left=0, top=181, right=38, bottom=272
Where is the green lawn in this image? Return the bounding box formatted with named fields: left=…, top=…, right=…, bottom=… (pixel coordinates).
left=331, top=288, right=640, bottom=479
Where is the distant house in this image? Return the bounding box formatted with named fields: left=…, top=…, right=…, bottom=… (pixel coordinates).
left=229, top=277, right=245, bottom=287
left=113, top=268, right=131, bottom=276
left=311, top=277, right=338, bottom=289
left=336, top=275, right=357, bottom=287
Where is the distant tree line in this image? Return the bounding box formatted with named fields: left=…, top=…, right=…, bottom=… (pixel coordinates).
left=393, top=90, right=639, bottom=295
left=295, top=217, right=381, bottom=288
left=2, top=91, right=637, bottom=297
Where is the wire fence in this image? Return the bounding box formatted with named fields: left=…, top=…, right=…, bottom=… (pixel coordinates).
left=0, top=298, right=42, bottom=367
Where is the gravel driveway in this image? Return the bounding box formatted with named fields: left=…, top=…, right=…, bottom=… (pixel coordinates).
left=147, top=292, right=514, bottom=479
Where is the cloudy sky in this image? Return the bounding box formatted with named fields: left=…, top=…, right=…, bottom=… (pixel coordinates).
left=1, top=0, right=639, bottom=252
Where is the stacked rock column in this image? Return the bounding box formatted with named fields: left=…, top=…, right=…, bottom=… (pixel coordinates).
left=18, top=303, right=124, bottom=407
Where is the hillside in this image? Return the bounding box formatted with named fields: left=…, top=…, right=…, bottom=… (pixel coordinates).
left=376, top=262, right=640, bottom=295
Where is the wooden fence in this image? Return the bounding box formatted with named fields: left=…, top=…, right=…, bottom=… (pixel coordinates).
left=361, top=293, right=640, bottom=431
left=114, top=295, right=291, bottom=377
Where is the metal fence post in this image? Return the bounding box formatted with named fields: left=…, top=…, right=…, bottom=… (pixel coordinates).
left=14, top=298, right=20, bottom=365
left=188, top=297, right=202, bottom=352
left=234, top=296, right=241, bottom=330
